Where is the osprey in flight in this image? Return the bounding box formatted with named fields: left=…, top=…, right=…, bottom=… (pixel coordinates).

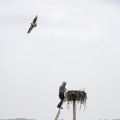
left=27, top=15, right=38, bottom=33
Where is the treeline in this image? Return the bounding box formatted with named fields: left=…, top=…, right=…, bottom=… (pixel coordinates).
left=100, top=119, right=120, bottom=120
left=0, top=118, right=36, bottom=120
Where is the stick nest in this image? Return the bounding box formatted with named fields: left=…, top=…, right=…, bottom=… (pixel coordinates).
left=65, top=90, right=87, bottom=104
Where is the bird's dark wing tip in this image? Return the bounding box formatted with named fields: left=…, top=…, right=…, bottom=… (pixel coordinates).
left=27, top=25, right=33, bottom=34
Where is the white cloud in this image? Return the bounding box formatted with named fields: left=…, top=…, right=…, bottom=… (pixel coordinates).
left=0, top=0, right=120, bottom=120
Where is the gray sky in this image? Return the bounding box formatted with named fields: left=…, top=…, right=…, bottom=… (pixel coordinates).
left=0, top=0, right=120, bottom=120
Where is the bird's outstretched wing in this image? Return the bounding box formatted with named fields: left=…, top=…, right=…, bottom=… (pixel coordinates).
left=27, top=25, right=33, bottom=33
left=27, top=15, right=38, bottom=34
left=33, top=15, right=38, bottom=23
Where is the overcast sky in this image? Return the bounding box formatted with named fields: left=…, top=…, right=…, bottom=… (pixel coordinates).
left=0, top=0, right=120, bottom=120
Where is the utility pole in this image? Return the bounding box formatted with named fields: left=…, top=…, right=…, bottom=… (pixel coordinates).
left=73, top=100, right=76, bottom=120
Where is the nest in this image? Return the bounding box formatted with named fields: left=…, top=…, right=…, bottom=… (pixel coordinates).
left=65, top=90, right=87, bottom=108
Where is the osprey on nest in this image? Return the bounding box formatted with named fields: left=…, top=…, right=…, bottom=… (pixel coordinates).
left=27, top=15, right=38, bottom=33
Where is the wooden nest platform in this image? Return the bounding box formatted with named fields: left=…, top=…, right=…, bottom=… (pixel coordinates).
left=65, top=90, right=87, bottom=103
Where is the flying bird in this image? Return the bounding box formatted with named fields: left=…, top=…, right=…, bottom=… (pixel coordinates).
left=27, top=15, right=38, bottom=33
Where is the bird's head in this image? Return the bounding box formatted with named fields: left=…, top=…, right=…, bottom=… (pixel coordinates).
left=34, top=23, right=37, bottom=27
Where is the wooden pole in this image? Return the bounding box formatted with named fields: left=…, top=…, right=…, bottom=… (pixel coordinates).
left=73, top=100, right=76, bottom=120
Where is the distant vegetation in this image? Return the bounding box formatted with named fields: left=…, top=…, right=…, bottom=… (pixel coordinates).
left=100, top=119, right=120, bottom=120
left=0, top=118, right=36, bottom=120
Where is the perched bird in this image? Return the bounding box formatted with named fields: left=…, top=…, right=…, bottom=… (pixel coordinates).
left=27, top=15, right=38, bottom=33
